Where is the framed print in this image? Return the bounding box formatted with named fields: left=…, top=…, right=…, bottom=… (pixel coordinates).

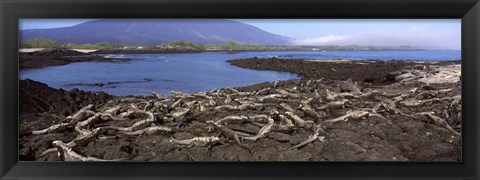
left=1, top=0, right=479, bottom=179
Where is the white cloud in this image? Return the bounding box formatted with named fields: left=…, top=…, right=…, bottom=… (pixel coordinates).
left=292, top=27, right=461, bottom=50
left=294, top=34, right=351, bottom=44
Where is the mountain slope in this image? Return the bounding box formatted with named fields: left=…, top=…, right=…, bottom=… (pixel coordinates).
left=20, top=19, right=291, bottom=45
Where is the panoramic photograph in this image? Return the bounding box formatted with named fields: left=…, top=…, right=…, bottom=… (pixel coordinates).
left=18, top=19, right=461, bottom=161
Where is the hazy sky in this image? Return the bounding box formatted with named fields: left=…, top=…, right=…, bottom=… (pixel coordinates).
left=20, top=19, right=461, bottom=50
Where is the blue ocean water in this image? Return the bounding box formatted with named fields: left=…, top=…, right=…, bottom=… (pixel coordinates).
left=19, top=50, right=461, bottom=96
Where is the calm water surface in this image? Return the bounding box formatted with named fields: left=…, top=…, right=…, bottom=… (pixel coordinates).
left=19, top=50, right=460, bottom=96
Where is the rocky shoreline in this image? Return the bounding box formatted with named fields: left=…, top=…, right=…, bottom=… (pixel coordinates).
left=19, top=48, right=234, bottom=69
left=19, top=58, right=461, bottom=161
left=19, top=49, right=130, bottom=69
left=228, top=57, right=461, bottom=85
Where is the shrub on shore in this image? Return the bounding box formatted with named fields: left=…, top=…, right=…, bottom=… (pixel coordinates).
left=20, top=38, right=124, bottom=50
left=20, top=38, right=62, bottom=48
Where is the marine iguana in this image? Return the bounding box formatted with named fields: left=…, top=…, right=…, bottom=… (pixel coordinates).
left=53, top=140, right=126, bottom=161
left=170, top=136, right=220, bottom=147
left=31, top=123, right=71, bottom=135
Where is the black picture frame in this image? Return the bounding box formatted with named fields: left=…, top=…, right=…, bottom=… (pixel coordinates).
left=1, top=0, right=479, bottom=179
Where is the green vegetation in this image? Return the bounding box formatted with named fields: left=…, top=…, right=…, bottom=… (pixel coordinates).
left=167, top=40, right=195, bottom=47
left=20, top=38, right=124, bottom=49
left=166, top=40, right=204, bottom=50
left=62, top=42, right=124, bottom=49
left=204, top=41, right=303, bottom=51
left=19, top=38, right=302, bottom=51
left=20, top=38, right=62, bottom=48
left=20, top=38, right=424, bottom=51
left=164, top=40, right=303, bottom=51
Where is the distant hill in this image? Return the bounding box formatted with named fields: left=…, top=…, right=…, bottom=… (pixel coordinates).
left=20, top=19, right=292, bottom=45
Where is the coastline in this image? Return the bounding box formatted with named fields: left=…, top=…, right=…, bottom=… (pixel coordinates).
left=228, top=57, right=461, bottom=85
left=19, top=48, right=130, bottom=69
left=19, top=48, right=221, bottom=69
left=19, top=57, right=462, bottom=162
left=19, top=48, right=461, bottom=70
